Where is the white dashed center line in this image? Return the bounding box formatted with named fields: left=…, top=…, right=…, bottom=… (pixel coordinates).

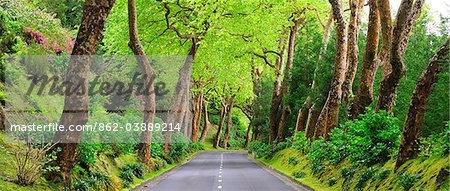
left=218, top=153, right=224, bottom=190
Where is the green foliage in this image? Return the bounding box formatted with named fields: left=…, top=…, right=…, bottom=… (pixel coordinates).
left=341, top=166, right=356, bottom=190
left=73, top=172, right=113, bottom=191
left=292, top=170, right=306, bottom=179
left=119, top=168, right=135, bottom=188
left=122, top=163, right=145, bottom=179
left=169, top=143, right=188, bottom=163
left=249, top=141, right=271, bottom=159
left=77, top=144, right=101, bottom=167
left=307, top=138, right=326, bottom=174
left=287, top=157, right=299, bottom=166
left=151, top=144, right=164, bottom=158
left=188, top=142, right=205, bottom=153
left=374, top=169, right=391, bottom=181
left=355, top=167, right=378, bottom=190
left=419, top=123, right=450, bottom=157
left=397, top=172, right=422, bottom=191
left=327, top=177, right=337, bottom=186
left=292, top=132, right=310, bottom=153
left=331, top=109, right=400, bottom=166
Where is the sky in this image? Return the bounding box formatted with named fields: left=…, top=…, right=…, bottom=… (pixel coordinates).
left=390, top=0, right=450, bottom=19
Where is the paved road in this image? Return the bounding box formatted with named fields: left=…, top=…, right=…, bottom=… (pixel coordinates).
left=137, top=151, right=305, bottom=191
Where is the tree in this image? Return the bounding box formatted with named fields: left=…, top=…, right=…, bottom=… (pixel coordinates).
left=127, top=0, right=156, bottom=166
left=214, top=94, right=228, bottom=148
left=52, top=0, right=115, bottom=189
left=276, top=10, right=305, bottom=142
left=296, top=10, right=333, bottom=138
left=222, top=92, right=235, bottom=148
left=376, top=0, right=425, bottom=113
left=349, top=0, right=380, bottom=118
left=313, top=0, right=348, bottom=140
left=395, top=39, right=449, bottom=169
left=199, top=99, right=210, bottom=143
left=341, top=0, right=364, bottom=104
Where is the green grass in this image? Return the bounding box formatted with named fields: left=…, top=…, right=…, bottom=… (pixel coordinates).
left=258, top=148, right=449, bottom=191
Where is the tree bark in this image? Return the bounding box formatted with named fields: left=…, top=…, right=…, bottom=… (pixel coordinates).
left=213, top=98, right=227, bottom=148
left=199, top=100, right=210, bottom=143
left=52, top=0, right=115, bottom=189
left=191, top=91, right=203, bottom=142
left=222, top=95, right=235, bottom=149
left=376, top=0, right=424, bottom=113
left=128, top=0, right=156, bottom=166
left=277, top=106, right=291, bottom=142
left=314, top=0, right=348, bottom=140
left=164, top=39, right=197, bottom=154
left=296, top=10, right=333, bottom=138
left=349, top=0, right=380, bottom=118
left=342, top=0, right=365, bottom=104
left=395, top=40, right=449, bottom=170
left=377, top=0, right=393, bottom=82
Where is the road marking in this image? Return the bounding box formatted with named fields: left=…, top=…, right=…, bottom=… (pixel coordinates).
left=218, top=186, right=222, bottom=189
left=219, top=175, right=222, bottom=178
left=218, top=179, right=222, bottom=182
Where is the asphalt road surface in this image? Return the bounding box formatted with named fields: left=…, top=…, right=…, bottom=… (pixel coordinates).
left=137, top=151, right=308, bottom=191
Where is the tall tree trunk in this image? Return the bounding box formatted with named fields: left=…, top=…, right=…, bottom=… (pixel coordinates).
left=275, top=12, right=304, bottom=141
left=376, top=0, right=424, bottom=113
left=304, top=105, right=320, bottom=138
left=200, top=100, right=210, bottom=143
left=244, top=124, right=253, bottom=148
left=164, top=39, right=197, bottom=154
left=268, top=30, right=289, bottom=144
left=342, top=0, right=364, bottom=104
left=128, top=0, right=156, bottom=166
left=52, top=0, right=115, bottom=189
left=191, top=91, right=203, bottom=142
left=296, top=10, right=333, bottom=138
left=395, top=40, right=449, bottom=170
left=0, top=106, right=4, bottom=131
left=214, top=99, right=227, bottom=148
left=222, top=95, right=235, bottom=148
left=349, top=0, right=380, bottom=118
left=314, top=0, right=348, bottom=140
left=377, top=0, right=393, bottom=83
left=277, top=106, right=291, bottom=142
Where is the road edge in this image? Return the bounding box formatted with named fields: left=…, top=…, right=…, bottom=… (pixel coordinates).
left=248, top=155, right=314, bottom=191
left=131, top=151, right=205, bottom=191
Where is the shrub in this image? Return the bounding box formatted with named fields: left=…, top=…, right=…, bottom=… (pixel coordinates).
left=419, top=123, right=450, bottom=157
left=169, top=143, right=188, bottom=163
left=78, top=144, right=101, bottom=167
left=292, top=132, right=310, bottom=153
left=122, top=163, right=145, bottom=179
left=292, top=171, right=306, bottom=178
left=327, top=177, right=337, bottom=186
left=89, top=172, right=114, bottom=190
left=374, top=169, right=391, bottom=181
left=151, top=143, right=164, bottom=158
left=307, top=138, right=327, bottom=174
left=355, top=167, right=378, bottom=190
left=249, top=141, right=271, bottom=158
left=341, top=166, right=356, bottom=190
left=119, top=168, right=135, bottom=188
left=397, top=172, right=422, bottom=191
left=331, top=108, right=400, bottom=166
left=73, top=179, right=90, bottom=191
left=10, top=140, right=57, bottom=186
left=188, top=142, right=205, bottom=153
left=287, top=157, right=299, bottom=166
